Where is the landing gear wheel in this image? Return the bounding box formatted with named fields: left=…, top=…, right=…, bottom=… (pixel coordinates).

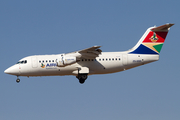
left=16, top=78, right=20, bottom=83
left=79, top=79, right=85, bottom=84
left=76, top=74, right=88, bottom=84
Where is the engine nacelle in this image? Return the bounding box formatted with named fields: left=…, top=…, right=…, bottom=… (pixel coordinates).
left=57, top=55, right=76, bottom=67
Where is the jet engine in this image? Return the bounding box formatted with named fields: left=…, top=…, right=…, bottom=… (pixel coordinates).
left=57, top=55, right=76, bottom=67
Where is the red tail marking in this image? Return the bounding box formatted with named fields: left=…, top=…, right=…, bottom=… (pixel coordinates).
left=143, top=31, right=168, bottom=43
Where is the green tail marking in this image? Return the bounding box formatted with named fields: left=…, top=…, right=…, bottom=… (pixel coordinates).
left=153, top=44, right=163, bottom=53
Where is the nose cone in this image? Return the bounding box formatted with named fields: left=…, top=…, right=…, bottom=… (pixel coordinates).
left=4, top=68, right=11, bottom=74
left=4, top=65, right=20, bottom=75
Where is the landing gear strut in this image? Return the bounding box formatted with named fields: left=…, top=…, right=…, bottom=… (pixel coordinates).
left=76, top=74, right=88, bottom=84
left=16, top=76, right=20, bottom=83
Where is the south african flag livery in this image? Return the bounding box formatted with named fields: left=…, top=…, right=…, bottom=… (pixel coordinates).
left=130, top=27, right=169, bottom=54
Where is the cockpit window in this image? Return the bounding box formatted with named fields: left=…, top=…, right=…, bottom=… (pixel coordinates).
left=16, top=60, right=27, bottom=64
left=16, top=61, right=21, bottom=64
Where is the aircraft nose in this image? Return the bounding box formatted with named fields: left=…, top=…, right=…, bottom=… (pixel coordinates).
left=4, top=68, right=10, bottom=74
left=4, top=65, right=20, bottom=75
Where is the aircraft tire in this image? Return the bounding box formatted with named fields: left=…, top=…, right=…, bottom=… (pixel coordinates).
left=16, top=78, right=20, bottom=83
left=77, top=74, right=88, bottom=84
left=79, top=79, right=85, bottom=84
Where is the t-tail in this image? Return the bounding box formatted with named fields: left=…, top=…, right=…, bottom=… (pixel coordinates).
left=129, top=23, right=174, bottom=54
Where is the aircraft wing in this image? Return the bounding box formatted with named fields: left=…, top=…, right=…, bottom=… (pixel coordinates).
left=77, top=46, right=102, bottom=58
left=66, top=46, right=102, bottom=59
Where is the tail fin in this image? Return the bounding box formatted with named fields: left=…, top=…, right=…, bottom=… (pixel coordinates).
left=129, top=23, right=174, bottom=54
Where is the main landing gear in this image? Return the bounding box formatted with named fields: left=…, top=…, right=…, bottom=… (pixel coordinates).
left=76, top=74, right=88, bottom=84
left=16, top=76, right=20, bottom=83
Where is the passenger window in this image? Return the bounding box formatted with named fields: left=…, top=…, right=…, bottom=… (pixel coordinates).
left=99, top=59, right=101, bottom=61
left=42, top=60, right=44, bottom=63
left=112, top=58, right=114, bottom=61
left=82, top=59, right=84, bottom=61
left=116, top=58, right=117, bottom=60
left=46, top=60, right=48, bottom=63
left=49, top=60, right=51, bottom=62
left=109, top=58, right=111, bottom=61
left=102, top=59, right=104, bottom=61
left=119, top=58, right=121, bottom=60
left=52, top=60, right=54, bottom=62
left=39, top=60, right=41, bottom=63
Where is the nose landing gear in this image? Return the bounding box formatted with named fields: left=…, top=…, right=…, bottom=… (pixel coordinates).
left=16, top=76, right=20, bottom=83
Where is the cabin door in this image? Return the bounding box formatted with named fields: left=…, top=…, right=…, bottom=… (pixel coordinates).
left=123, top=54, right=128, bottom=66
left=32, top=57, right=38, bottom=68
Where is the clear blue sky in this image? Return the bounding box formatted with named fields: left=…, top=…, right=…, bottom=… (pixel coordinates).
left=1, top=0, right=179, bottom=120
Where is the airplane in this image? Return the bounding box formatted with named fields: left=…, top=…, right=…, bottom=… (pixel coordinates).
left=4, top=23, right=174, bottom=84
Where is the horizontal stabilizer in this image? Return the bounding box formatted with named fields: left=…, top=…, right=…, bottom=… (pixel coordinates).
left=151, top=23, right=174, bottom=31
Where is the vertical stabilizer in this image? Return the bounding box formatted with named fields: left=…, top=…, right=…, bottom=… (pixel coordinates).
left=129, top=23, right=174, bottom=54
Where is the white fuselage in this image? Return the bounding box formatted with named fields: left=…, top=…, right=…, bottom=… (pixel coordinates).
left=4, top=23, right=173, bottom=84
left=5, top=52, right=159, bottom=77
